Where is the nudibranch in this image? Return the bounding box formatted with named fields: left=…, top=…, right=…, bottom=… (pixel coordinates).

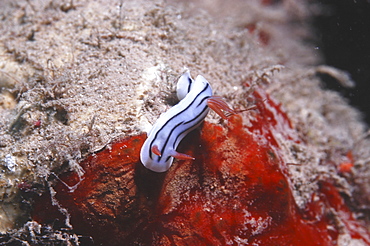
left=140, top=71, right=235, bottom=172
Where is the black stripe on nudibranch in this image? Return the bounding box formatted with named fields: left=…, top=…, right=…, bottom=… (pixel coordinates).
left=157, top=121, right=183, bottom=162
left=183, top=105, right=209, bottom=125
left=172, top=106, right=209, bottom=149
left=187, top=77, right=192, bottom=93
left=197, top=95, right=210, bottom=108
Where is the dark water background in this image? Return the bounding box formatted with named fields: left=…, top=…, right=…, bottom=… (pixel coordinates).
left=314, top=0, right=370, bottom=126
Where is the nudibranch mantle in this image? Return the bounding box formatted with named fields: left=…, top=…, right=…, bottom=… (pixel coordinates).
left=140, top=71, right=233, bottom=172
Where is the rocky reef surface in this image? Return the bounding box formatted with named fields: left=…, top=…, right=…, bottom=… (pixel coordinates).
left=0, top=0, right=369, bottom=245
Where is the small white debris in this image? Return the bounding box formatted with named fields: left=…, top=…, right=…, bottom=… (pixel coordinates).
left=142, top=64, right=165, bottom=82
left=3, top=154, right=17, bottom=173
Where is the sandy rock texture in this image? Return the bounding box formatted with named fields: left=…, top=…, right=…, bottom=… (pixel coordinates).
left=0, top=0, right=369, bottom=244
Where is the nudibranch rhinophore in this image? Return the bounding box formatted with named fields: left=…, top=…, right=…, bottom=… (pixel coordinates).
left=140, top=71, right=235, bottom=172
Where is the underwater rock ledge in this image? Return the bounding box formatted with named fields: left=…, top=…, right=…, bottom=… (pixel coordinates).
left=0, top=0, right=370, bottom=245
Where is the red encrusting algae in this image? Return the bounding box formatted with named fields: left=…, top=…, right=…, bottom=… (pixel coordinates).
left=30, top=89, right=370, bottom=245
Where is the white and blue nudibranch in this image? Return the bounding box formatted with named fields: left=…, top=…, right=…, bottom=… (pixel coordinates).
left=140, top=71, right=235, bottom=172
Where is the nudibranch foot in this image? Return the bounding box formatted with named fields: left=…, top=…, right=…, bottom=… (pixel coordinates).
left=207, top=96, right=236, bottom=120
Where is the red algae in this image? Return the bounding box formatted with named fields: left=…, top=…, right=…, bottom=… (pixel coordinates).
left=318, top=181, right=370, bottom=244
left=30, top=92, right=370, bottom=245
left=32, top=134, right=151, bottom=244
left=338, top=151, right=355, bottom=174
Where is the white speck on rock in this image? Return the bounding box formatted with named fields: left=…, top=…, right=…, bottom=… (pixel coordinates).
left=3, top=154, right=17, bottom=173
